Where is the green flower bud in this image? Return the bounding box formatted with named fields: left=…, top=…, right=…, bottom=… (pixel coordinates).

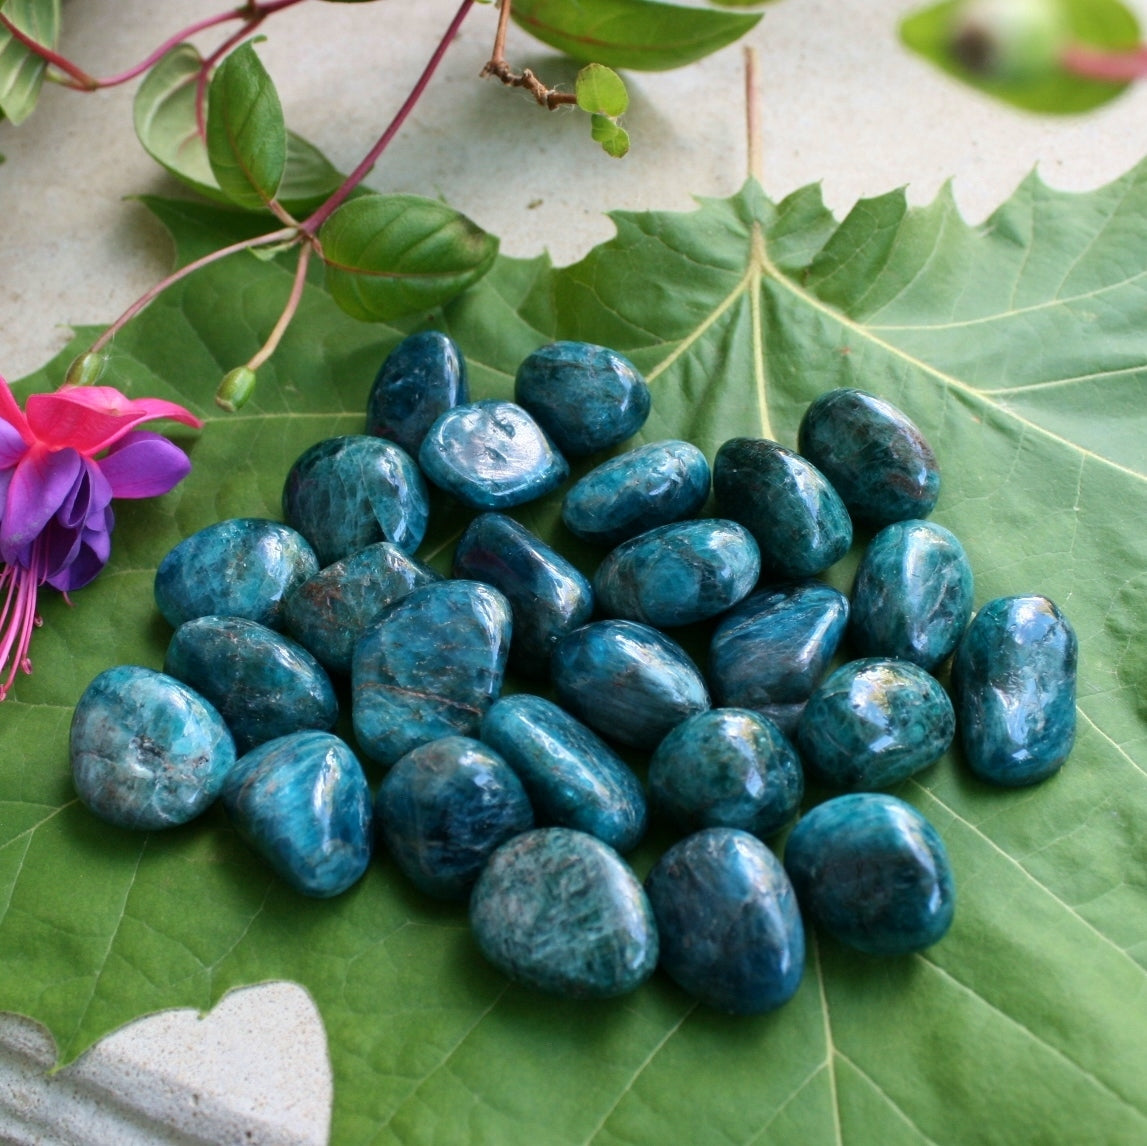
left=65, top=351, right=107, bottom=388
left=215, top=366, right=257, bottom=412
left=948, top=0, right=1070, bottom=82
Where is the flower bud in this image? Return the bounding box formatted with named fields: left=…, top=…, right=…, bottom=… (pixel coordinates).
left=948, top=0, right=1069, bottom=82
left=65, top=351, right=107, bottom=388
left=215, top=366, right=257, bottom=412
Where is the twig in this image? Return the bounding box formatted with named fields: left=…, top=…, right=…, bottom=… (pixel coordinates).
left=480, top=0, right=577, bottom=109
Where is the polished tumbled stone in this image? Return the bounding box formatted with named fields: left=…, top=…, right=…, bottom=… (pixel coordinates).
left=713, top=439, right=852, bottom=578
left=375, top=736, right=534, bottom=900
left=222, top=731, right=372, bottom=898
left=453, top=512, right=593, bottom=676
left=561, top=440, right=711, bottom=547
left=798, top=388, right=940, bottom=526
left=70, top=665, right=236, bottom=830
left=366, top=330, right=468, bottom=456
left=470, top=827, right=658, bottom=998
left=708, top=582, right=849, bottom=735
left=282, top=435, right=429, bottom=566
left=797, top=658, right=955, bottom=791
left=645, top=828, right=805, bottom=1014
left=551, top=620, right=710, bottom=750
left=850, top=520, right=973, bottom=672
left=163, top=615, right=338, bottom=754
left=951, top=594, right=1077, bottom=786
left=154, top=517, right=319, bottom=631
left=784, top=793, right=955, bottom=955
left=352, top=580, right=512, bottom=766
left=594, top=519, right=760, bottom=628
left=514, top=341, right=651, bottom=458
left=481, top=694, right=647, bottom=853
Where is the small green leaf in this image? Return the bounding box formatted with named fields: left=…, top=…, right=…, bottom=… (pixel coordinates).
left=0, top=0, right=60, bottom=124
left=575, top=63, right=629, bottom=116
left=590, top=113, right=630, bottom=158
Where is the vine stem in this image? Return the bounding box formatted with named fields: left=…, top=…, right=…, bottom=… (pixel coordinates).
left=247, top=242, right=313, bottom=371
left=744, top=44, right=763, bottom=185
left=1061, top=43, right=1147, bottom=82
left=480, top=0, right=578, bottom=108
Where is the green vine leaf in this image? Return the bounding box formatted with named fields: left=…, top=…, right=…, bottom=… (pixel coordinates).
left=590, top=113, right=630, bottom=158
left=0, top=0, right=59, bottom=124
left=576, top=62, right=629, bottom=116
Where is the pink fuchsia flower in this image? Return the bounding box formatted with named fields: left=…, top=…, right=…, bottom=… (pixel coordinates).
left=0, top=377, right=203, bottom=699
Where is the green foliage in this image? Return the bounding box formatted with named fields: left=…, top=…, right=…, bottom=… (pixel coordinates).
left=590, top=112, right=630, bottom=157
left=577, top=64, right=629, bottom=157
left=0, top=0, right=59, bottom=124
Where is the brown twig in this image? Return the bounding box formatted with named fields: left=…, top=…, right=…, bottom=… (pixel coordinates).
left=480, top=0, right=577, bottom=109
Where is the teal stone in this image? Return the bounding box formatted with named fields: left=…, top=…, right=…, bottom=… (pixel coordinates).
left=797, top=658, right=955, bottom=791
left=594, top=519, right=760, bottom=628
left=352, top=580, right=512, bottom=766
left=713, top=439, right=853, bottom=578
left=469, top=828, right=658, bottom=998
left=784, top=793, right=955, bottom=955
left=452, top=513, right=593, bottom=676
left=163, top=615, right=338, bottom=754
left=644, top=828, right=804, bottom=1014
left=561, top=440, right=711, bottom=547
left=282, top=435, right=429, bottom=566
left=70, top=665, right=236, bottom=830
left=648, top=709, right=803, bottom=839
left=951, top=595, right=1077, bottom=786
left=222, top=731, right=372, bottom=898
left=154, top=518, right=319, bottom=631
left=481, top=694, right=647, bottom=853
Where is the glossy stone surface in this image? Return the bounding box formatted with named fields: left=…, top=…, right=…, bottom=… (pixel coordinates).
left=594, top=519, right=760, bottom=628
left=644, top=828, right=804, bottom=1014
left=374, top=736, right=534, bottom=900
left=561, top=440, right=711, bottom=547
left=452, top=512, right=593, bottom=676
left=470, top=827, right=658, bottom=998
left=419, top=399, right=569, bottom=509
left=154, top=518, right=319, bottom=631
left=222, top=731, right=372, bottom=898
left=163, top=616, right=338, bottom=754
left=551, top=620, right=710, bottom=750
left=784, top=793, right=955, bottom=955
left=649, top=709, right=803, bottom=839
left=850, top=520, right=973, bottom=671
left=514, top=341, right=651, bottom=458
left=798, top=388, right=940, bottom=526
left=282, top=434, right=429, bottom=566
left=951, top=594, right=1077, bottom=786
left=70, top=665, right=236, bottom=830
left=352, top=580, right=512, bottom=766
left=366, top=330, right=468, bottom=456
left=481, top=694, right=647, bottom=853
left=283, top=542, right=440, bottom=675
left=708, top=582, right=850, bottom=735
left=713, top=438, right=853, bottom=578
left=797, top=658, right=955, bottom=790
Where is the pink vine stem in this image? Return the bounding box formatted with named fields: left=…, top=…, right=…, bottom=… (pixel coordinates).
left=1061, top=43, right=1147, bottom=82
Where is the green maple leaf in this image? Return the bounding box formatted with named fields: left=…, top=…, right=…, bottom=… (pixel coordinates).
left=3, top=161, right=1147, bottom=1144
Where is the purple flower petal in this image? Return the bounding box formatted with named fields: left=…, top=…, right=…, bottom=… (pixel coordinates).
left=0, top=448, right=83, bottom=564
left=0, top=418, right=27, bottom=469
left=97, top=431, right=192, bottom=499
left=46, top=513, right=113, bottom=591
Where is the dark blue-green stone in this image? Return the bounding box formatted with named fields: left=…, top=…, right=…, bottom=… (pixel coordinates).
left=481, top=694, right=647, bottom=853
left=950, top=595, right=1077, bottom=786
left=470, top=827, right=658, bottom=998
left=783, top=793, right=955, bottom=955
left=70, top=666, right=236, bottom=830
left=644, top=828, right=804, bottom=1014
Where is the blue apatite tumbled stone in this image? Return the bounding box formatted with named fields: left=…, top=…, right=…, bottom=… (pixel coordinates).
left=470, top=827, right=658, bottom=998
left=708, top=582, right=850, bottom=735
left=282, top=435, right=429, bottom=566
left=163, top=615, right=338, bottom=754
left=561, top=440, right=711, bottom=547
left=514, top=341, right=651, bottom=458
left=222, top=731, right=372, bottom=898
left=375, top=736, right=534, bottom=900
left=798, top=388, right=940, bottom=526
left=784, top=793, right=955, bottom=955
left=713, top=439, right=852, bottom=578
left=70, top=665, right=236, bottom=830
left=645, top=828, right=804, bottom=1014
left=481, top=694, right=647, bottom=853
left=283, top=542, right=440, bottom=675
left=951, top=595, right=1077, bottom=787
left=649, top=709, right=803, bottom=839
left=797, top=658, right=955, bottom=791
left=419, top=400, right=569, bottom=510
left=352, top=580, right=512, bottom=766
left=594, top=519, right=760, bottom=629
left=366, top=331, right=468, bottom=456
left=453, top=513, right=593, bottom=676
left=551, top=620, right=710, bottom=750
left=154, top=518, right=319, bottom=631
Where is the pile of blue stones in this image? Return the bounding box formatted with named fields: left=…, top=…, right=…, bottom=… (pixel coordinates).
left=68, top=333, right=1078, bottom=1015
